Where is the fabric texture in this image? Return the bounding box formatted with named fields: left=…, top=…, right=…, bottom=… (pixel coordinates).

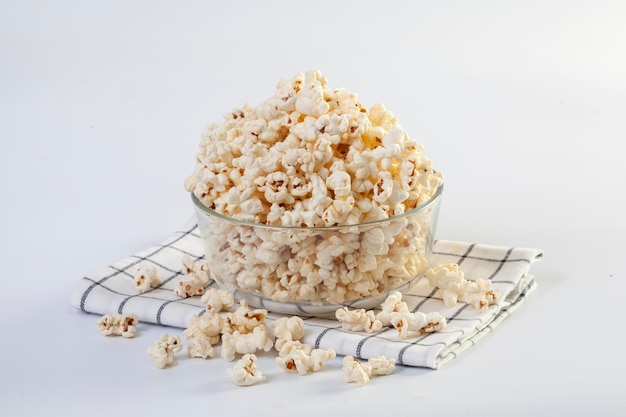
left=70, top=219, right=543, bottom=369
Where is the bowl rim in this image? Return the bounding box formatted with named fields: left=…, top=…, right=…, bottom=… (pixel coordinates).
left=191, top=182, right=443, bottom=231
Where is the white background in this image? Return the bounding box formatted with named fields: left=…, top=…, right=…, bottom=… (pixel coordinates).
left=1, top=1, right=624, bottom=416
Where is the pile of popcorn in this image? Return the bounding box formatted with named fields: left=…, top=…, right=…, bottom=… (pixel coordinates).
left=100, top=258, right=499, bottom=387
left=142, top=287, right=404, bottom=387
left=186, top=70, right=444, bottom=306
left=185, top=70, right=442, bottom=226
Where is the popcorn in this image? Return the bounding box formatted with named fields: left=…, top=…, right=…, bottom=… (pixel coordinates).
left=425, top=263, right=466, bottom=307
left=227, top=354, right=265, bottom=386
left=275, top=339, right=335, bottom=375
left=307, top=348, right=336, bottom=372
left=147, top=334, right=183, bottom=369
left=326, top=170, right=352, bottom=198
left=97, top=313, right=138, bottom=338
left=463, top=278, right=498, bottom=310
left=134, top=264, right=161, bottom=293
left=233, top=325, right=274, bottom=355
left=174, top=255, right=212, bottom=298
left=270, top=316, right=305, bottom=350
left=221, top=301, right=273, bottom=361
left=367, top=356, right=396, bottom=376
left=276, top=340, right=312, bottom=358
left=182, top=313, right=223, bottom=358
left=223, top=300, right=268, bottom=333
left=342, top=355, right=396, bottom=386
left=335, top=307, right=383, bottom=333
left=342, top=356, right=372, bottom=387
left=174, top=273, right=205, bottom=298
left=186, top=336, right=216, bottom=359
left=275, top=349, right=309, bottom=375
left=375, top=291, right=409, bottom=327
left=425, top=263, right=499, bottom=310
left=390, top=311, right=447, bottom=339
left=186, top=70, right=443, bottom=306
left=200, top=287, right=235, bottom=313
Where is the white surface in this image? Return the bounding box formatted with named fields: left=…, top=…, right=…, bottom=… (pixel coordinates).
left=1, top=1, right=624, bottom=415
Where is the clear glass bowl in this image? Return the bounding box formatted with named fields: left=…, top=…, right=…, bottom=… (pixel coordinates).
left=192, top=184, right=443, bottom=317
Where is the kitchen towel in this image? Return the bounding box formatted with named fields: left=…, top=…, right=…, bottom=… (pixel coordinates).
left=70, top=219, right=543, bottom=369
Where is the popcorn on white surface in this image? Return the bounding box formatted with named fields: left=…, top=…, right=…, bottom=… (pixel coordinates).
left=186, top=336, right=216, bottom=359
left=185, top=70, right=443, bottom=305
left=97, top=313, right=138, bottom=338
left=271, top=316, right=305, bottom=350
left=306, top=348, right=336, bottom=372
left=147, top=334, right=183, bottom=369
left=276, top=340, right=312, bottom=358
left=342, top=356, right=372, bottom=387
left=275, top=339, right=336, bottom=375
left=182, top=313, right=223, bottom=358
left=134, top=264, right=161, bottom=293
left=228, top=354, right=265, bottom=386
left=367, top=356, right=396, bottom=376
left=342, top=355, right=397, bottom=386
left=220, top=300, right=273, bottom=361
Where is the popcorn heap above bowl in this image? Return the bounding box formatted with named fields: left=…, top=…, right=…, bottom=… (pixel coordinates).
left=185, top=70, right=444, bottom=314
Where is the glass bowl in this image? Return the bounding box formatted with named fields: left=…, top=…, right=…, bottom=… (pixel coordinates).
left=192, top=184, right=443, bottom=317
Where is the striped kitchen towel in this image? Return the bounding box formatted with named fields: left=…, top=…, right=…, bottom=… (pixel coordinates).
left=70, top=219, right=543, bottom=369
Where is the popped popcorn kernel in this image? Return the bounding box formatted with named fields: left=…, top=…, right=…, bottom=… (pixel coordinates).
left=97, top=313, right=138, bottom=338
left=220, top=300, right=273, bottom=361
left=390, top=311, right=447, bottom=339
left=342, top=356, right=372, bottom=387
left=200, top=287, right=235, bottom=313
left=425, top=263, right=500, bottom=310
left=182, top=313, right=223, bottom=358
left=134, top=264, right=161, bottom=293
left=342, top=355, right=396, bottom=386
left=375, top=290, right=410, bottom=327
left=275, top=339, right=335, bottom=375
left=463, top=278, right=499, bottom=310
left=367, top=356, right=396, bottom=376
left=174, top=255, right=213, bottom=298
left=335, top=307, right=383, bottom=333
left=186, top=336, right=216, bottom=359
left=425, top=263, right=466, bottom=307
left=271, top=316, right=305, bottom=350
left=174, top=273, right=205, bottom=298
left=228, top=354, right=265, bottom=386
left=147, top=333, right=183, bottom=369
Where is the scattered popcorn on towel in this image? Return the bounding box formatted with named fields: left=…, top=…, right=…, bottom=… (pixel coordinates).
left=133, top=264, right=161, bottom=293
left=174, top=255, right=212, bottom=298
left=425, top=263, right=499, bottom=310
left=334, top=291, right=447, bottom=339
